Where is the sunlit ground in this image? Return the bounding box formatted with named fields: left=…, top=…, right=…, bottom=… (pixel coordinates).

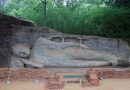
left=0, top=79, right=130, bottom=90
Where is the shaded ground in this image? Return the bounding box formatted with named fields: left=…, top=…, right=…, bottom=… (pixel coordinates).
left=1, top=79, right=130, bottom=90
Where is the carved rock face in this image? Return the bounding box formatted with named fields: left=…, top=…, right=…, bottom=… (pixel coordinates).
left=10, top=56, right=24, bottom=68
left=12, top=43, right=30, bottom=58
left=10, top=37, right=121, bottom=68
left=30, top=37, right=119, bottom=67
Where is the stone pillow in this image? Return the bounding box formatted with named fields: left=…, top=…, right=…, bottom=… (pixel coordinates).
left=12, top=43, right=30, bottom=58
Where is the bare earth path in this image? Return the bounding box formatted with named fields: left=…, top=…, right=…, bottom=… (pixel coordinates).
left=0, top=79, right=130, bottom=90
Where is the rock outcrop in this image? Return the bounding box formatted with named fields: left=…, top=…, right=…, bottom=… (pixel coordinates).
left=30, top=37, right=119, bottom=67
left=11, top=37, right=121, bottom=68
left=0, top=13, right=35, bottom=67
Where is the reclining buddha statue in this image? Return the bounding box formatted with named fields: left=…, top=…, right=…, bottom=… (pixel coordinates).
left=11, top=37, right=120, bottom=68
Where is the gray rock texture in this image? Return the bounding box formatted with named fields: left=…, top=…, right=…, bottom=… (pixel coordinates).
left=10, top=55, right=44, bottom=68
left=29, top=37, right=119, bottom=67
left=11, top=26, right=130, bottom=59
left=12, top=43, right=30, bottom=58
left=10, top=56, right=24, bottom=68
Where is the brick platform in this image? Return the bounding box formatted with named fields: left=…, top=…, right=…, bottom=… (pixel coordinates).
left=82, top=69, right=99, bottom=87
left=95, top=69, right=130, bottom=79
left=82, top=68, right=130, bottom=87
left=45, top=73, right=64, bottom=90
left=0, top=68, right=53, bottom=81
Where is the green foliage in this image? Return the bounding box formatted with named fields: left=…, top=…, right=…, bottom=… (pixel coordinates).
left=0, top=5, right=5, bottom=13
left=2, top=0, right=43, bottom=25
left=45, top=4, right=130, bottom=38
left=1, top=0, right=130, bottom=38
left=80, top=0, right=105, bottom=4
left=87, top=6, right=130, bottom=37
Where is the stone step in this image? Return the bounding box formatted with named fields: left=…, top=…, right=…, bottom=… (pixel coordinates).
left=62, top=74, right=84, bottom=83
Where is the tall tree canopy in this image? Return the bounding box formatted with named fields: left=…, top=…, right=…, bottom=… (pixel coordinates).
left=0, top=0, right=130, bottom=38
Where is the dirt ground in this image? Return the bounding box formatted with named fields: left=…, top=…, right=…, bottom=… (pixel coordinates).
left=0, top=79, right=130, bottom=90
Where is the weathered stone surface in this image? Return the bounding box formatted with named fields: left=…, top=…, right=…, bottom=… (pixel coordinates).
left=12, top=43, right=30, bottom=58
left=10, top=56, right=24, bottom=68
left=20, top=57, right=44, bottom=68
left=29, top=37, right=119, bottom=67
left=11, top=26, right=130, bottom=61
left=10, top=55, right=44, bottom=68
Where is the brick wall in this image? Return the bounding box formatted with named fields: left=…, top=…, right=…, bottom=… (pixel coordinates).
left=0, top=68, right=52, bottom=81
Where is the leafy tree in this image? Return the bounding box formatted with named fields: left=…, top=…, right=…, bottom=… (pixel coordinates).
left=1, top=0, right=130, bottom=38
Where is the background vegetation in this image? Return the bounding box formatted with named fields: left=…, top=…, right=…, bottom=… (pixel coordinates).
left=0, top=0, right=130, bottom=38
